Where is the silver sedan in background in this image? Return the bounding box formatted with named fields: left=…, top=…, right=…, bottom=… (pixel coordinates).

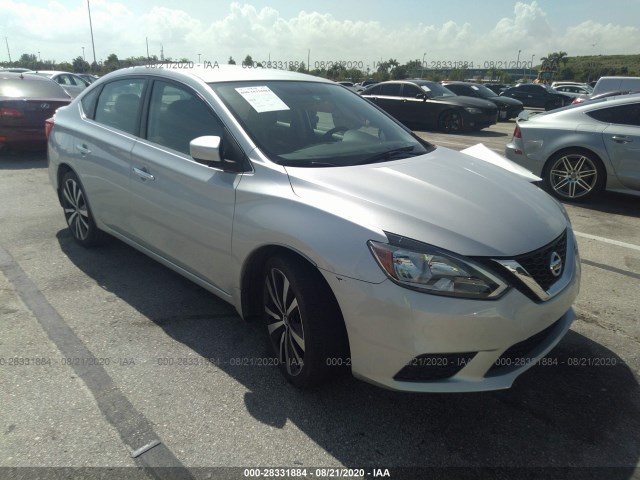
left=27, top=70, right=89, bottom=98
left=506, top=93, right=640, bottom=201
left=47, top=66, right=580, bottom=392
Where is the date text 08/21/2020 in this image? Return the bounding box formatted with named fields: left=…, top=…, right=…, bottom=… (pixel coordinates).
left=143, top=58, right=536, bottom=71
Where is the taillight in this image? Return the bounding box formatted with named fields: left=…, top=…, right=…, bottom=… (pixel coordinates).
left=0, top=107, right=23, bottom=118
left=513, top=125, right=521, bottom=138
left=45, top=117, right=54, bottom=140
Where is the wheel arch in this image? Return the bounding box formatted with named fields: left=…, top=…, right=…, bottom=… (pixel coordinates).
left=55, top=163, right=75, bottom=205
left=240, top=245, right=319, bottom=320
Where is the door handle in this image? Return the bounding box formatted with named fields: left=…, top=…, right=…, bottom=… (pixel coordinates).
left=133, top=167, right=155, bottom=181
left=611, top=135, right=632, bottom=144
left=76, top=144, right=91, bottom=156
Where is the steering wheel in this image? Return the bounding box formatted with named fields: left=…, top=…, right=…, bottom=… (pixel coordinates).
left=322, top=125, right=349, bottom=141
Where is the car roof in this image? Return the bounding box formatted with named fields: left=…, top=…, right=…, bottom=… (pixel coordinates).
left=25, top=70, right=69, bottom=75
left=102, top=65, right=334, bottom=85
left=442, top=81, right=482, bottom=87
left=1, top=71, right=58, bottom=81
left=526, top=92, right=640, bottom=119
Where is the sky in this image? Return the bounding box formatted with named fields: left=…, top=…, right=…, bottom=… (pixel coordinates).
left=2, top=0, right=640, bottom=68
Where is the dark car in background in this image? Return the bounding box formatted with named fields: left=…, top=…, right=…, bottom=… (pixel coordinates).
left=361, top=80, right=498, bottom=132
left=0, top=71, right=71, bottom=150
left=500, top=83, right=573, bottom=110
left=442, top=81, right=523, bottom=120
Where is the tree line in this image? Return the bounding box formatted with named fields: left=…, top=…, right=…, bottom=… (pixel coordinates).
left=3, top=51, right=639, bottom=84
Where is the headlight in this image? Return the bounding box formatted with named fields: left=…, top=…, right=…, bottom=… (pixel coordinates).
left=368, top=236, right=508, bottom=299
left=464, top=107, right=483, bottom=114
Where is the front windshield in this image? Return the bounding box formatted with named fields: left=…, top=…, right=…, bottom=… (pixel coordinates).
left=422, top=82, right=457, bottom=98
left=471, top=84, right=498, bottom=98
left=212, top=80, right=432, bottom=167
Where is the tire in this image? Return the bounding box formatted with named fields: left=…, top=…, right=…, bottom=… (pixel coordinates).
left=438, top=110, right=463, bottom=132
left=262, top=254, right=348, bottom=388
left=543, top=149, right=605, bottom=201
left=60, top=170, right=106, bottom=246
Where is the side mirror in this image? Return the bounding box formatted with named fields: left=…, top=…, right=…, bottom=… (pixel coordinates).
left=415, top=93, right=427, bottom=100
left=190, top=135, right=222, bottom=165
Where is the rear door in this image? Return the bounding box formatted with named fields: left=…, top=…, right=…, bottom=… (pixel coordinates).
left=127, top=79, right=242, bottom=293
left=72, top=77, right=146, bottom=234
left=596, top=103, right=640, bottom=189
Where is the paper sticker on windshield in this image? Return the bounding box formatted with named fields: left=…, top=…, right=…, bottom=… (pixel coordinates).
left=471, top=85, right=479, bottom=90
left=421, top=86, right=431, bottom=92
left=235, top=86, right=290, bottom=113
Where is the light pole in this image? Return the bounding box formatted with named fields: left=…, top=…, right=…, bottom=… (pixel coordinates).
left=82, top=46, right=85, bottom=61
left=87, top=0, right=97, bottom=65
left=422, top=52, right=427, bottom=78
left=530, top=54, right=535, bottom=81
left=198, top=53, right=201, bottom=63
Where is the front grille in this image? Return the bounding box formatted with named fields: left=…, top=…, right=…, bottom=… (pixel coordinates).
left=486, top=319, right=561, bottom=376
left=394, top=353, right=477, bottom=382
left=474, top=230, right=569, bottom=301
left=513, top=230, right=567, bottom=292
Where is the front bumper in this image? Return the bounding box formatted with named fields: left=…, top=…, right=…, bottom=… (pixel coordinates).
left=322, top=237, right=580, bottom=393
left=464, top=111, right=498, bottom=130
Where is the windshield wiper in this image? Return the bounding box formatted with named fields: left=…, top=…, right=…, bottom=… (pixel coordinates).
left=355, top=146, right=419, bottom=165
left=283, top=160, right=340, bottom=168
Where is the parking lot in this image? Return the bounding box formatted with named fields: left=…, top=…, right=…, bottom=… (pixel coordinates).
left=1, top=120, right=639, bottom=480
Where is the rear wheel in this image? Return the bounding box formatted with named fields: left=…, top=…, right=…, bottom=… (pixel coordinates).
left=60, top=171, right=106, bottom=246
left=543, top=149, right=605, bottom=201
left=262, top=254, right=348, bottom=388
left=438, top=110, right=463, bottom=132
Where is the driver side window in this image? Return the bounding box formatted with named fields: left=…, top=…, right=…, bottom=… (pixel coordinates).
left=146, top=81, right=223, bottom=155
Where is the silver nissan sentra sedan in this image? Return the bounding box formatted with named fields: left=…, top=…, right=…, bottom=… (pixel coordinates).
left=47, top=65, right=580, bottom=392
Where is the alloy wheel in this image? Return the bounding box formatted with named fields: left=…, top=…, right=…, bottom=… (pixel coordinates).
left=62, top=177, right=90, bottom=241
left=548, top=152, right=599, bottom=199
left=264, top=267, right=306, bottom=376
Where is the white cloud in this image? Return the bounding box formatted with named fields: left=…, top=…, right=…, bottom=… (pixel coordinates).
left=1, top=1, right=638, bottom=66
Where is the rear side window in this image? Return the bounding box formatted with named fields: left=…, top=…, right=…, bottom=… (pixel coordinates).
left=93, top=79, right=145, bottom=135
left=80, top=87, right=100, bottom=118
left=379, top=83, right=402, bottom=96
left=587, top=103, right=640, bottom=126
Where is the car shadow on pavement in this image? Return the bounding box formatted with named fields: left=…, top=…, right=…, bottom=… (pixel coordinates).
left=563, top=191, right=640, bottom=219
left=57, top=230, right=640, bottom=479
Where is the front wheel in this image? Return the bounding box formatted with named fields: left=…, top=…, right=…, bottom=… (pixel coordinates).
left=543, top=149, right=605, bottom=201
left=262, top=254, right=348, bottom=388
left=438, top=110, right=463, bottom=132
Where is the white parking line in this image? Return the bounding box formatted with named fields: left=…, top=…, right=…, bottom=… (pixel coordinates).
left=575, top=231, right=640, bottom=252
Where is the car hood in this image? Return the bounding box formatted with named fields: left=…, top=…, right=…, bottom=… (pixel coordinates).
left=433, top=95, right=497, bottom=110
left=489, top=96, right=523, bottom=107
left=285, top=148, right=567, bottom=257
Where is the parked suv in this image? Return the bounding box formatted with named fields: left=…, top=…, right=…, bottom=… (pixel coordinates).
left=592, top=76, right=640, bottom=97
